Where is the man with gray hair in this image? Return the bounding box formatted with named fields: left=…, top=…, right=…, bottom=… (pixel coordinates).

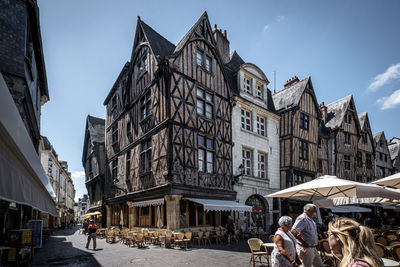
left=291, top=204, right=323, bottom=267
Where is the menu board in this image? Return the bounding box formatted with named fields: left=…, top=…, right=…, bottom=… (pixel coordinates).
left=28, top=220, right=43, bottom=248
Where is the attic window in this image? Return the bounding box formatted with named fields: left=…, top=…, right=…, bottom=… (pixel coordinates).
left=137, top=54, right=148, bottom=75
left=256, top=83, right=263, bottom=99
left=243, top=76, right=252, bottom=94
left=344, top=114, right=352, bottom=124
left=362, top=132, right=367, bottom=144
left=196, top=49, right=212, bottom=72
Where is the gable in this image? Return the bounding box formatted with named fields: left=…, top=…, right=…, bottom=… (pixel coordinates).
left=241, top=63, right=268, bottom=82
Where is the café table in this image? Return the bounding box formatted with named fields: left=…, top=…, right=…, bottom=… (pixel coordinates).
left=383, top=258, right=400, bottom=267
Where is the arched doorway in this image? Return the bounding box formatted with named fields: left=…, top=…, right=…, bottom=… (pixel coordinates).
left=245, top=195, right=268, bottom=231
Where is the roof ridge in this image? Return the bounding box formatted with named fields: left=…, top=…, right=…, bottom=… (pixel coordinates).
left=273, top=77, right=308, bottom=95
left=138, top=19, right=175, bottom=49
left=174, top=11, right=209, bottom=53
left=326, top=94, right=352, bottom=107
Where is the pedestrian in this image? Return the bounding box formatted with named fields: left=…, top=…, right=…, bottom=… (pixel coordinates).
left=86, top=220, right=98, bottom=250
left=271, top=216, right=301, bottom=267
left=291, top=204, right=324, bottom=267
left=83, top=219, right=88, bottom=235
left=327, top=218, right=383, bottom=267
left=226, top=215, right=237, bottom=244
left=381, top=211, right=394, bottom=228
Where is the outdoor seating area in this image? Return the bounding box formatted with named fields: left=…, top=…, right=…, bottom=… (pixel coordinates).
left=96, top=226, right=236, bottom=250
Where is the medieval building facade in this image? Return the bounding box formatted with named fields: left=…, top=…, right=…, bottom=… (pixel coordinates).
left=389, top=137, right=400, bottom=174
left=373, top=131, right=393, bottom=179
left=356, top=112, right=375, bottom=183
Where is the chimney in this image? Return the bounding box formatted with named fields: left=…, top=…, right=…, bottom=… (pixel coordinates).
left=213, top=24, right=230, bottom=65
left=284, top=76, right=300, bottom=89
left=320, top=101, right=327, bottom=122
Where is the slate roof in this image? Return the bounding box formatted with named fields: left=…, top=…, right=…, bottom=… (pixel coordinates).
left=373, top=131, right=384, bottom=143
left=86, top=115, right=105, bottom=144
left=41, top=135, right=58, bottom=158
left=272, top=77, right=310, bottom=112
left=224, top=51, right=245, bottom=94
left=103, top=62, right=130, bottom=105
left=138, top=19, right=176, bottom=62
left=358, top=112, right=367, bottom=130
left=174, top=11, right=208, bottom=53
left=388, top=143, right=399, bottom=161
left=324, top=95, right=353, bottom=130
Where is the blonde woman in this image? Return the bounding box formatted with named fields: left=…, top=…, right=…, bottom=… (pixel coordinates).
left=327, top=218, right=383, bottom=267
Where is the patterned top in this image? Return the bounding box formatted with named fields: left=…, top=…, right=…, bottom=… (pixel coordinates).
left=292, top=213, right=318, bottom=247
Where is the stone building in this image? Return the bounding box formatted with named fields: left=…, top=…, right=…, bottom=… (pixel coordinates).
left=82, top=115, right=106, bottom=225
left=40, top=136, right=76, bottom=227
left=102, top=13, right=251, bottom=230
left=0, top=0, right=57, bottom=235
left=225, top=50, right=280, bottom=232
left=373, top=132, right=393, bottom=179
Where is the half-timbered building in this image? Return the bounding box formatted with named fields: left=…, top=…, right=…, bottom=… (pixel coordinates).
left=272, top=76, right=321, bottom=216
left=82, top=115, right=106, bottom=226
left=356, top=112, right=375, bottom=182
left=388, top=137, right=400, bottom=174
left=225, top=50, right=280, bottom=232
left=322, top=95, right=361, bottom=180
left=103, top=13, right=250, bottom=230
left=373, top=132, right=393, bottom=179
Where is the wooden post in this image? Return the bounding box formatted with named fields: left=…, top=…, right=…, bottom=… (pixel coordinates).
left=165, top=195, right=181, bottom=230
left=106, top=205, right=112, bottom=228
left=185, top=201, right=189, bottom=228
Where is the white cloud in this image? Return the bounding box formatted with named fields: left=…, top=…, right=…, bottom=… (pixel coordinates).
left=276, top=15, right=285, bottom=23
left=263, top=25, right=270, bottom=32
left=377, top=89, right=400, bottom=110
left=368, top=63, right=400, bottom=92
left=71, top=171, right=85, bottom=179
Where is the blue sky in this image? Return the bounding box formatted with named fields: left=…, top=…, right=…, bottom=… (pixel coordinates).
left=37, top=0, right=400, bottom=200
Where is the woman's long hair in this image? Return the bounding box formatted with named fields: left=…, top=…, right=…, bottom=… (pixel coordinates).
left=328, top=218, right=383, bottom=267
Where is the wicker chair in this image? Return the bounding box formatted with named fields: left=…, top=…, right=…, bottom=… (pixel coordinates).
left=136, top=233, right=145, bottom=248
left=376, top=236, right=389, bottom=246
left=248, top=238, right=269, bottom=267
left=194, top=231, right=203, bottom=246
left=183, top=232, right=192, bottom=250
left=150, top=231, right=160, bottom=245
left=375, top=243, right=387, bottom=258
left=269, top=235, right=275, bottom=243
left=392, top=244, right=400, bottom=262
left=174, top=233, right=185, bottom=248
left=203, top=231, right=211, bottom=246
left=319, top=239, right=335, bottom=266
left=159, top=230, right=167, bottom=247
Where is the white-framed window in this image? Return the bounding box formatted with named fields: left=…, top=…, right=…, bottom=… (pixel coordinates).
left=140, top=139, right=152, bottom=173
left=258, top=152, right=267, bottom=179
left=198, top=135, right=214, bottom=173
left=242, top=148, right=252, bottom=176
left=241, top=109, right=252, bottom=131
left=244, top=76, right=252, bottom=94
left=196, top=49, right=212, bottom=72
left=138, top=54, right=147, bottom=73
left=256, top=115, right=265, bottom=136
left=140, top=91, right=152, bottom=120
left=344, top=132, right=351, bottom=145
left=256, top=83, right=263, bottom=99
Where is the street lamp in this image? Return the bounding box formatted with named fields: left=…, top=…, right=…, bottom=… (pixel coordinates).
left=232, top=164, right=244, bottom=185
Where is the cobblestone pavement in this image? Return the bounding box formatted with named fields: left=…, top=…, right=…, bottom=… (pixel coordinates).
left=32, top=227, right=260, bottom=267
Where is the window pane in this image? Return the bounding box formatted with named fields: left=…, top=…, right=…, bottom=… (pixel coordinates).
left=206, top=104, right=212, bottom=119
left=198, top=136, right=204, bottom=147
left=197, top=100, right=204, bottom=115
left=197, top=88, right=204, bottom=98
left=205, top=56, right=211, bottom=71
left=205, top=92, right=212, bottom=102
left=206, top=151, right=213, bottom=173
left=206, top=138, right=213, bottom=149
left=198, top=149, right=204, bottom=171
left=196, top=50, right=203, bottom=66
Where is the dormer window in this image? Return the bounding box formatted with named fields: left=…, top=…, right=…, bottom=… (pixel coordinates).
left=256, top=83, right=263, bottom=99
left=344, top=113, right=352, bottom=124
left=196, top=49, right=212, bottom=72
left=244, top=76, right=252, bottom=94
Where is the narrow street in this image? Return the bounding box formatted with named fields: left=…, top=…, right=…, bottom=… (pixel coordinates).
left=32, top=226, right=252, bottom=267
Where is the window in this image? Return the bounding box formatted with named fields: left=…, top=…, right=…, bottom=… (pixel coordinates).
left=196, top=88, right=213, bottom=119
left=198, top=135, right=214, bottom=173
left=256, top=116, right=265, bottom=136
left=111, top=95, right=117, bottom=110
left=140, top=91, right=152, bottom=120
left=138, top=54, right=147, bottom=74
left=345, top=113, right=352, bottom=124
left=287, top=174, right=304, bottom=187
left=385, top=154, right=388, bottom=162
left=256, top=83, right=263, bottom=99
left=241, top=109, right=252, bottom=131
left=344, top=155, right=351, bottom=170
left=344, top=132, right=351, bottom=145
left=126, top=150, right=131, bottom=182
left=258, top=153, right=267, bottom=179
left=299, top=140, right=309, bottom=160
left=196, top=49, right=212, bottom=72
left=366, top=154, right=372, bottom=169
left=318, top=159, right=323, bottom=172
left=300, top=113, right=309, bottom=130
left=112, top=158, right=118, bottom=181
left=362, top=132, right=367, bottom=144
left=243, top=76, right=252, bottom=94
left=318, top=138, right=322, bottom=148
left=357, top=152, right=363, bottom=168
left=242, top=149, right=252, bottom=176
left=127, top=121, right=132, bottom=141
left=140, top=139, right=152, bottom=173
left=112, top=124, right=118, bottom=145
left=380, top=152, right=383, bottom=161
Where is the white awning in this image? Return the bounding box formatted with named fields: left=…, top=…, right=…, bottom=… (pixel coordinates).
left=326, top=206, right=372, bottom=213
left=0, top=74, right=57, bottom=216
left=131, top=198, right=164, bottom=207
left=184, top=198, right=252, bottom=212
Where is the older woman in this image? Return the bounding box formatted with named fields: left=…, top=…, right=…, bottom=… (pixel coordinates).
left=271, top=216, right=301, bottom=267
left=328, top=218, right=383, bottom=267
